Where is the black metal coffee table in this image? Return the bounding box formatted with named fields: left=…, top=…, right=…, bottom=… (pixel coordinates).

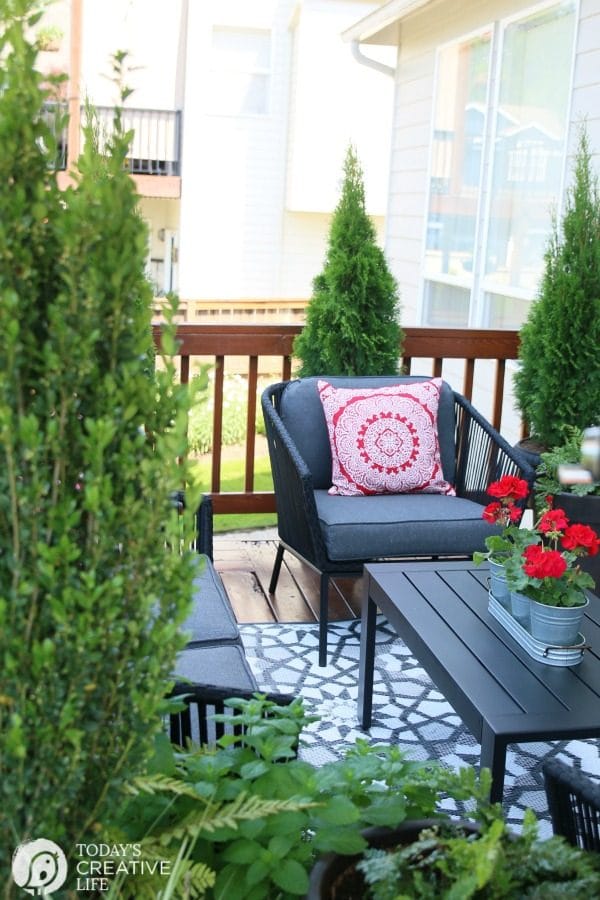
left=357, top=560, right=600, bottom=802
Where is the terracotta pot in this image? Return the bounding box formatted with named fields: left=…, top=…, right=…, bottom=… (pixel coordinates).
left=306, top=818, right=480, bottom=900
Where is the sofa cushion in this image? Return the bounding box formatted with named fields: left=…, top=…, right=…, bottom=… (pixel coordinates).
left=278, top=376, right=457, bottom=489
left=314, top=490, right=499, bottom=561
left=181, top=555, right=241, bottom=646
left=317, top=378, right=455, bottom=496
left=173, top=644, right=258, bottom=691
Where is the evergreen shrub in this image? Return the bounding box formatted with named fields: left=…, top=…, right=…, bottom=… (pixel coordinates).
left=0, top=2, right=197, bottom=875
left=514, top=127, right=600, bottom=448
left=294, top=145, right=403, bottom=376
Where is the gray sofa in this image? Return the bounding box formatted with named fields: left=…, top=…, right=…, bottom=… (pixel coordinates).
left=168, top=497, right=277, bottom=745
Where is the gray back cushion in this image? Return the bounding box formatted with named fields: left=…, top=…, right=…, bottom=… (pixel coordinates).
left=279, top=376, right=457, bottom=489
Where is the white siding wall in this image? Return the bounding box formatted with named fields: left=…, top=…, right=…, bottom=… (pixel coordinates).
left=80, top=0, right=186, bottom=109
left=178, top=0, right=392, bottom=302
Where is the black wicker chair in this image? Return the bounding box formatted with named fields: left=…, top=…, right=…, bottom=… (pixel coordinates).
left=543, top=757, right=600, bottom=851
left=168, top=683, right=297, bottom=747
left=262, top=376, right=536, bottom=665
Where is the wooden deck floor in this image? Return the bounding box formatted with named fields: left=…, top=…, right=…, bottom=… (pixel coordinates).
left=213, top=529, right=363, bottom=624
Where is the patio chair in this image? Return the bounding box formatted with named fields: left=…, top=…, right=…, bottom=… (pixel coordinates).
left=168, top=681, right=296, bottom=747
left=262, top=375, right=536, bottom=665
left=543, top=757, right=600, bottom=851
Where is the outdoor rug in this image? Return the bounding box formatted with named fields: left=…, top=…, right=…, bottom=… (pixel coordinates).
left=239, top=617, right=600, bottom=839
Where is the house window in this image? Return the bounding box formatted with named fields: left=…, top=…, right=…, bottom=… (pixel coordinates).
left=421, top=1, right=576, bottom=328
left=209, top=27, right=271, bottom=116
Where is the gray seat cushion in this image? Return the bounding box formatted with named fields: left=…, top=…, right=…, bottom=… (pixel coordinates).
left=181, top=555, right=241, bottom=646
left=315, top=490, right=499, bottom=561
left=174, top=644, right=258, bottom=691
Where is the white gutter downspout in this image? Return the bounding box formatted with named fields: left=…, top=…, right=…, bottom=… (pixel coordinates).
left=350, top=39, right=396, bottom=78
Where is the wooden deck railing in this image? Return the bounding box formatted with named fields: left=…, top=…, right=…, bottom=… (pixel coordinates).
left=152, top=324, right=521, bottom=515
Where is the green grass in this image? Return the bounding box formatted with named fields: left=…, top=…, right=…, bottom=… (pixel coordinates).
left=190, top=454, right=277, bottom=533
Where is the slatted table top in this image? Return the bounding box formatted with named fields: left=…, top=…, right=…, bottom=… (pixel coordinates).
left=358, top=560, right=600, bottom=801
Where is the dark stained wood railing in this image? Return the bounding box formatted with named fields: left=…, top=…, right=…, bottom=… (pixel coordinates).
left=152, top=324, right=521, bottom=515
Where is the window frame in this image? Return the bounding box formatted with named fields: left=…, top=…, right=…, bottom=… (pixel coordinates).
left=418, top=0, right=578, bottom=328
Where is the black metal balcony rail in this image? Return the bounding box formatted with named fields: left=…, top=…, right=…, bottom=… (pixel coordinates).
left=94, top=106, right=182, bottom=176
left=41, top=100, right=68, bottom=170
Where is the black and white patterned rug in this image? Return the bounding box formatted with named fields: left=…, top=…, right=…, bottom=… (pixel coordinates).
left=239, top=617, right=600, bottom=839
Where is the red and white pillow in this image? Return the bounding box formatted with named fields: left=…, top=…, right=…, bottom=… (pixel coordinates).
left=318, top=379, right=455, bottom=497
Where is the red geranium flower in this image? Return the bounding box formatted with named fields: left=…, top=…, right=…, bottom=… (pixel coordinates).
left=482, top=502, right=503, bottom=524
left=508, top=505, right=523, bottom=524
left=562, top=524, right=600, bottom=557
left=487, top=476, right=529, bottom=501
left=537, top=508, right=569, bottom=534
left=522, top=544, right=567, bottom=580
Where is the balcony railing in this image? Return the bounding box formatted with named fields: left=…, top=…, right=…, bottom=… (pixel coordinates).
left=153, top=323, right=523, bottom=516
left=95, top=106, right=182, bottom=176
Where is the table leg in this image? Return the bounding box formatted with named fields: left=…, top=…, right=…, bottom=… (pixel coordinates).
left=358, top=576, right=377, bottom=730
left=481, top=724, right=507, bottom=804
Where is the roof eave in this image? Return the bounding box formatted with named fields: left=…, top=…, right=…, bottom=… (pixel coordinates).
left=342, top=0, right=434, bottom=45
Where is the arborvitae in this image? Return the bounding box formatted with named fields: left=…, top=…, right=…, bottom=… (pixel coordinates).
left=294, top=145, right=403, bottom=375
left=0, top=3, right=197, bottom=874
left=514, top=127, right=600, bottom=448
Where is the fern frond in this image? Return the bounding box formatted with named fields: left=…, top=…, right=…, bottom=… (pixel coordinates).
left=160, top=793, right=317, bottom=843
left=125, top=774, right=206, bottom=800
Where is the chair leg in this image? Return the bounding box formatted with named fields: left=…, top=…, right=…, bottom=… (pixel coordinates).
left=318, top=573, right=329, bottom=667
left=269, top=543, right=285, bottom=594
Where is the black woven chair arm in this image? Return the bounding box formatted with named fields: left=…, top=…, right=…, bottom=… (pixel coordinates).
left=262, top=387, right=329, bottom=565
left=453, top=393, right=536, bottom=502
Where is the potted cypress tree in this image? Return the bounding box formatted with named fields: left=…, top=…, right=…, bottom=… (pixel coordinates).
left=0, top=1, right=197, bottom=877
left=514, top=126, right=600, bottom=454
left=513, top=126, right=600, bottom=590
left=294, top=145, right=403, bottom=376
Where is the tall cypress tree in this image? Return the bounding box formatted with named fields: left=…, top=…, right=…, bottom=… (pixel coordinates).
left=514, top=127, right=600, bottom=447
left=294, top=145, right=403, bottom=375
left=0, top=4, right=197, bottom=866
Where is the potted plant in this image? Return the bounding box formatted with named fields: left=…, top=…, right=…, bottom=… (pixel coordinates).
left=513, top=125, right=600, bottom=461
left=473, top=475, right=533, bottom=608
left=340, top=811, right=600, bottom=899
left=535, top=428, right=600, bottom=592
left=293, top=144, right=403, bottom=376
left=505, top=497, right=599, bottom=646
left=103, top=695, right=486, bottom=898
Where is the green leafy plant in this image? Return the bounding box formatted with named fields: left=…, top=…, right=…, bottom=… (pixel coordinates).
left=358, top=810, right=600, bottom=899
left=514, top=126, right=600, bottom=448
left=0, top=2, right=197, bottom=877
left=106, top=695, right=485, bottom=899
left=188, top=373, right=266, bottom=455
left=535, top=428, right=600, bottom=500
left=472, top=475, right=534, bottom=566
left=504, top=497, right=598, bottom=608
left=294, top=145, right=403, bottom=376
